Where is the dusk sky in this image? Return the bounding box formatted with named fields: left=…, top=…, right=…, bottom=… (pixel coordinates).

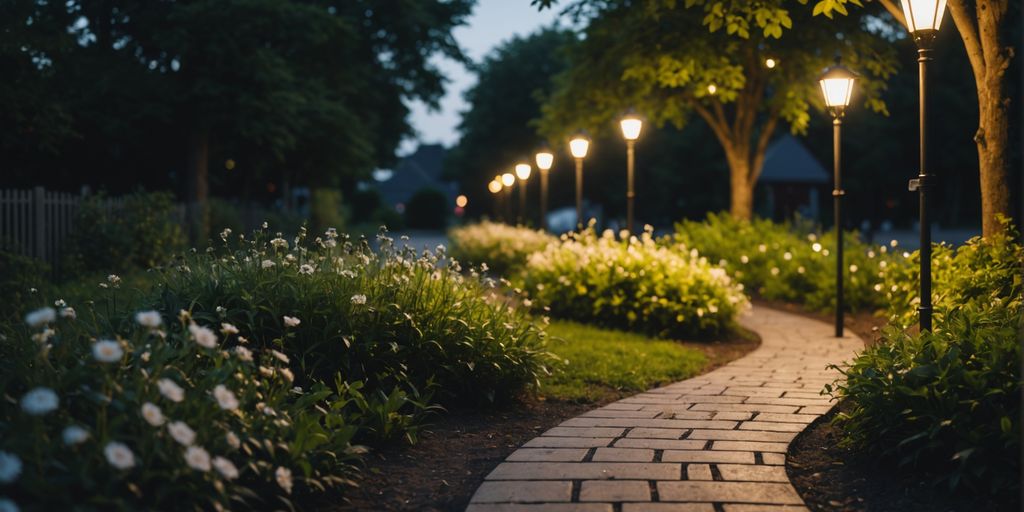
left=400, top=0, right=564, bottom=155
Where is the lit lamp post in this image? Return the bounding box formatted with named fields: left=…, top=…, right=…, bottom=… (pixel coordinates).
left=902, top=0, right=946, bottom=333
left=488, top=178, right=503, bottom=220
left=501, top=172, right=516, bottom=225
left=535, top=149, right=554, bottom=230
left=619, top=111, right=643, bottom=234
left=515, top=163, right=532, bottom=225
left=568, top=132, right=591, bottom=228
left=818, top=58, right=857, bottom=338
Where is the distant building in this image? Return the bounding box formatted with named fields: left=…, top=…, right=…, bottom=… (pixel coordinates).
left=755, top=135, right=829, bottom=221
left=372, top=144, right=458, bottom=213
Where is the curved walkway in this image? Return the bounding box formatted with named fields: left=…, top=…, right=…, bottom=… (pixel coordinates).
left=467, top=306, right=862, bottom=512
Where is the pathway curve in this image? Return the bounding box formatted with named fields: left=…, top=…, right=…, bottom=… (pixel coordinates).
left=467, top=306, right=862, bottom=512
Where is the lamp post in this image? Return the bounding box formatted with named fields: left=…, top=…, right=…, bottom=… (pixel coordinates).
left=619, top=111, right=643, bottom=234
left=818, top=58, right=857, bottom=338
left=535, top=149, right=554, bottom=230
left=488, top=178, right=503, bottom=220
left=569, top=132, right=590, bottom=228
left=501, top=172, right=515, bottom=225
left=515, top=163, right=532, bottom=225
left=902, top=0, right=946, bottom=333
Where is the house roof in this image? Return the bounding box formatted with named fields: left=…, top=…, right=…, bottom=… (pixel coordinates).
left=375, top=144, right=456, bottom=207
left=758, top=135, right=830, bottom=184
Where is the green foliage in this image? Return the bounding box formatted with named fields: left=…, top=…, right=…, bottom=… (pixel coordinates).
left=448, top=221, right=557, bottom=276
left=149, top=226, right=552, bottom=405
left=63, top=191, right=186, bottom=275
left=829, top=220, right=1023, bottom=495
left=0, top=250, right=50, bottom=322
left=517, top=224, right=748, bottom=339
left=675, top=212, right=895, bottom=311
left=403, top=188, right=449, bottom=230
left=309, top=188, right=347, bottom=235
left=541, top=320, right=708, bottom=401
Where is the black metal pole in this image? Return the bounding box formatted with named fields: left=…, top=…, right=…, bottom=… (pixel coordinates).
left=575, top=158, right=584, bottom=229
left=540, top=169, right=549, bottom=231
left=916, top=47, right=933, bottom=333
left=505, top=187, right=513, bottom=224
left=833, top=118, right=844, bottom=338
left=627, top=140, right=636, bottom=234
left=518, top=180, right=527, bottom=226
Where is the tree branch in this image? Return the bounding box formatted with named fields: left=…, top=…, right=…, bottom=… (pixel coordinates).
left=875, top=0, right=907, bottom=28
left=749, top=110, right=780, bottom=184
left=693, top=102, right=734, bottom=153
left=947, top=0, right=987, bottom=85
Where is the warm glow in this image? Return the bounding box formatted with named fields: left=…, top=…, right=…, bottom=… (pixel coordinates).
left=901, top=0, right=947, bottom=33
left=569, top=136, right=590, bottom=159
left=501, top=173, right=515, bottom=187
left=819, top=77, right=855, bottom=108
left=620, top=116, right=643, bottom=141
left=455, top=194, right=468, bottom=207
left=707, top=84, right=717, bottom=95
left=765, top=58, right=777, bottom=69
left=515, top=163, right=532, bottom=180
left=535, top=151, right=554, bottom=171
left=488, top=180, right=502, bottom=194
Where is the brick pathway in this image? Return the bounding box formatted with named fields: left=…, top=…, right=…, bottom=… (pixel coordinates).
left=467, top=306, right=862, bottom=512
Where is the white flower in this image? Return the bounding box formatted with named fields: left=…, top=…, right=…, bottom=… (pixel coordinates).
left=212, top=456, right=239, bottom=480
left=62, top=425, right=90, bottom=445
left=107, top=274, right=121, bottom=286
left=233, top=346, right=253, bottom=362
left=783, top=251, right=792, bottom=261
left=168, top=421, right=196, bottom=446
left=92, top=340, right=124, bottom=363
left=797, top=266, right=806, bottom=274
left=25, top=307, right=56, bottom=327
left=189, top=323, right=218, bottom=349
left=140, top=351, right=151, bottom=362
left=135, top=310, right=163, bottom=328
left=270, top=238, right=289, bottom=250
left=270, top=349, right=289, bottom=364
left=812, top=242, right=822, bottom=252
left=770, top=267, right=780, bottom=276
left=259, top=366, right=274, bottom=378
left=299, top=264, right=315, bottom=275
left=225, top=431, right=241, bottom=449
left=221, top=323, right=239, bottom=335
left=874, top=284, right=884, bottom=291
left=60, top=307, right=77, bottom=320
left=890, top=239, right=899, bottom=247
left=0, top=498, right=18, bottom=512
left=350, top=294, right=367, bottom=305
left=261, top=259, right=276, bottom=269
left=0, top=451, right=22, bottom=483
left=104, top=442, right=135, bottom=470
left=283, top=316, right=300, bottom=327
left=183, top=446, right=211, bottom=472
left=20, top=387, right=58, bottom=415
left=31, top=328, right=55, bottom=344
left=279, top=368, right=294, bottom=382
left=158, top=378, right=185, bottom=402
left=758, top=244, right=767, bottom=253
left=849, top=264, right=859, bottom=273
left=213, top=385, right=239, bottom=411
left=275, top=466, right=293, bottom=494
left=141, top=402, right=166, bottom=426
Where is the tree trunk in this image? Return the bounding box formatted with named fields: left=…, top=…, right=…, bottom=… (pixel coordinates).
left=976, top=70, right=1011, bottom=236
left=726, top=148, right=755, bottom=219
left=185, top=128, right=210, bottom=244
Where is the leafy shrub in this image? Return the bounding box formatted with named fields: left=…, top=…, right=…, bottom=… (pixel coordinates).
left=830, top=219, right=1022, bottom=495
left=404, top=188, right=448, bottom=230
left=675, top=212, right=897, bottom=311
left=63, top=191, right=186, bottom=274
left=309, top=188, right=346, bottom=235
left=149, top=226, right=551, bottom=406
left=0, top=249, right=50, bottom=322
left=517, top=225, right=748, bottom=339
left=448, top=220, right=556, bottom=276
left=0, top=299, right=362, bottom=510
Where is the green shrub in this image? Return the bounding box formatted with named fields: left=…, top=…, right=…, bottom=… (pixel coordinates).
left=149, top=226, right=552, bottom=406
left=309, top=188, right=346, bottom=235
left=403, top=188, right=448, bottom=230
left=675, top=212, right=897, bottom=311
left=0, top=249, right=50, bottom=323
left=448, top=221, right=557, bottom=276
left=0, top=299, right=361, bottom=510
left=830, top=219, right=1022, bottom=495
left=517, top=225, right=748, bottom=339
left=63, top=191, right=186, bottom=274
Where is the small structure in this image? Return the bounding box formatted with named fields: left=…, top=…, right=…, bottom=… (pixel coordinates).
left=373, top=144, right=458, bottom=214
left=755, top=135, right=829, bottom=221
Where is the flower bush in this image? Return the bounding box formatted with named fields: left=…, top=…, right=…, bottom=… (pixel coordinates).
left=516, top=225, right=747, bottom=339
left=0, top=302, right=362, bottom=510
left=675, top=212, right=898, bottom=311
left=829, top=219, right=1022, bottom=495
left=448, top=221, right=556, bottom=276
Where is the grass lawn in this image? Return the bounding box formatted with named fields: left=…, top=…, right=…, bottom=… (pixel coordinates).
left=540, top=320, right=708, bottom=402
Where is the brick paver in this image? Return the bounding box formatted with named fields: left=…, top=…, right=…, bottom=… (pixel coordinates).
left=468, top=306, right=861, bottom=511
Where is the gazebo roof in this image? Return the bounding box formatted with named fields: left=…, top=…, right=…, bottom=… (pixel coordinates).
left=758, top=135, right=829, bottom=184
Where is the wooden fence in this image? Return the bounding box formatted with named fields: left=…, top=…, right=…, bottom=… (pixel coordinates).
left=0, top=187, right=90, bottom=268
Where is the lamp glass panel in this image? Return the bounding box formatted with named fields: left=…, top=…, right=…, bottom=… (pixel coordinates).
left=535, top=152, right=554, bottom=170
left=501, top=173, right=515, bottom=187
left=819, top=77, right=854, bottom=108
left=569, top=138, right=590, bottom=159
left=515, top=164, right=532, bottom=180
left=488, top=180, right=502, bottom=193
left=620, top=118, right=643, bottom=141
left=902, top=0, right=947, bottom=32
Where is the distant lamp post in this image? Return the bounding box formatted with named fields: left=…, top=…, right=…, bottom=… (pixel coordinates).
left=902, top=0, right=947, bottom=333
left=515, top=163, right=532, bottom=225
left=818, top=57, right=858, bottom=338
left=487, top=178, right=503, bottom=220
left=535, top=149, right=554, bottom=230
left=501, top=172, right=516, bottom=224
left=569, top=132, right=591, bottom=228
left=619, top=111, right=643, bottom=234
